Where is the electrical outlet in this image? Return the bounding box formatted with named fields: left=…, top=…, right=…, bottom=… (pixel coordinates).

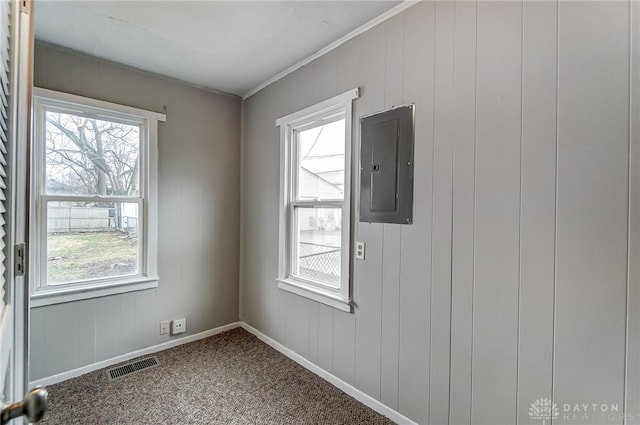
left=160, top=320, right=170, bottom=335
left=171, top=318, right=186, bottom=335
left=355, top=241, right=365, bottom=260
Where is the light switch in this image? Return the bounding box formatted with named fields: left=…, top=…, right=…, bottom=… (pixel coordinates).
left=355, top=241, right=365, bottom=260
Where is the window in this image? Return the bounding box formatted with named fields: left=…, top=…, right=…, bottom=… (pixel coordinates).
left=276, top=88, right=359, bottom=312
left=31, top=88, right=165, bottom=306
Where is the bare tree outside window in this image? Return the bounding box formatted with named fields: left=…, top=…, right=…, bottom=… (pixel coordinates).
left=44, top=111, right=141, bottom=284
left=45, top=111, right=140, bottom=196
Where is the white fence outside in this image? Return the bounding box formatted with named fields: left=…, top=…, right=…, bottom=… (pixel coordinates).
left=48, top=204, right=138, bottom=233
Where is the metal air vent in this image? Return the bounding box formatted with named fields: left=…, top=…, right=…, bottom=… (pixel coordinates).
left=106, top=356, right=160, bottom=381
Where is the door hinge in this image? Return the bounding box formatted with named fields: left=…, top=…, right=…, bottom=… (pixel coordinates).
left=14, top=244, right=25, bottom=277
left=20, top=0, right=31, bottom=14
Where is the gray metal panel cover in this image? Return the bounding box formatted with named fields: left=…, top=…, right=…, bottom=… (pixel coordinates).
left=360, top=105, right=414, bottom=224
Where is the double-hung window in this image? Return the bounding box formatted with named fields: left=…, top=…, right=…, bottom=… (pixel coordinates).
left=276, top=88, right=359, bottom=312
left=31, top=88, right=165, bottom=306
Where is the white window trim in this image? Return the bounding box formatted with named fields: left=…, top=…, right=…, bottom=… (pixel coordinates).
left=30, top=87, right=165, bottom=307
left=275, top=88, right=359, bottom=313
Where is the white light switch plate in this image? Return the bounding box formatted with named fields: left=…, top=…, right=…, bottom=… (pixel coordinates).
left=355, top=241, right=365, bottom=260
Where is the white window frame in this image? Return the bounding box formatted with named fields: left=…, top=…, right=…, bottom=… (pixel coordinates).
left=275, top=88, right=359, bottom=312
left=30, top=88, right=165, bottom=307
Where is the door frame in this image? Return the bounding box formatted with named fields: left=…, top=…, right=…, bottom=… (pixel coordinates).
left=5, top=0, right=33, bottom=408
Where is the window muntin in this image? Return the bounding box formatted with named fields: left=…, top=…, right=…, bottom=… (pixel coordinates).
left=32, top=88, right=164, bottom=304
left=276, top=88, right=358, bottom=311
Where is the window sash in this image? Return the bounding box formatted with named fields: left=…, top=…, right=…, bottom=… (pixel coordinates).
left=40, top=108, right=147, bottom=199
left=284, top=200, right=350, bottom=300
left=291, top=115, right=346, bottom=203
left=38, top=195, right=145, bottom=290
left=288, top=203, right=343, bottom=291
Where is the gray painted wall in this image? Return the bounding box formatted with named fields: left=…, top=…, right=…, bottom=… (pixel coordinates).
left=241, top=2, right=640, bottom=424
left=30, top=43, right=241, bottom=381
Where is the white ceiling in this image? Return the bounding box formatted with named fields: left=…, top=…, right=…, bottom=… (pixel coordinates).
left=34, top=1, right=402, bottom=97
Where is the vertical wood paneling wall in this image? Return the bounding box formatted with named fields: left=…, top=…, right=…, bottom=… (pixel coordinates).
left=552, top=5, right=631, bottom=424
left=30, top=43, right=241, bottom=381
left=241, top=2, right=640, bottom=424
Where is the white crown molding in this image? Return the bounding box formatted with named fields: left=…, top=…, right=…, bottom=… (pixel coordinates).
left=242, top=0, right=420, bottom=100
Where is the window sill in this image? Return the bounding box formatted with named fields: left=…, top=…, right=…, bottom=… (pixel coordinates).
left=30, top=276, right=159, bottom=307
left=276, top=278, right=352, bottom=313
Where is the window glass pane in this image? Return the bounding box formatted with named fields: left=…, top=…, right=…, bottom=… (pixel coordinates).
left=47, top=201, right=139, bottom=284
left=45, top=110, right=140, bottom=196
left=296, top=117, right=345, bottom=201
left=294, top=207, right=341, bottom=287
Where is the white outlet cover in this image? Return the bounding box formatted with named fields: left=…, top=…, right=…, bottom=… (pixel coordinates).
left=171, top=318, right=186, bottom=335
left=355, top=241, right=365, bottom=260
left=160, top=320, right=170, bottom=335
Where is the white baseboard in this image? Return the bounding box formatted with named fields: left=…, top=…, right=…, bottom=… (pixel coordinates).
left=31, top=320, right=417, bottom=425
left=240, top=322, right=418, bottom=425
left=30, top=321, right=241, bottom=388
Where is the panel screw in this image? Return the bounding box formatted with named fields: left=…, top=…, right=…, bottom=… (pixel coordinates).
left=407, top=161, right=411, bottom=165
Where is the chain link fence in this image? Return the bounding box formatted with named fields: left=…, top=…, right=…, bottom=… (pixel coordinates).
left=299, top=242, right=341, bottom=285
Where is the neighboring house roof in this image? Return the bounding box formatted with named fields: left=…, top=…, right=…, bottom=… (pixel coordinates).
left=299, top=167, right=343, bottom=200
left=46, top=178, right=75, bottom=192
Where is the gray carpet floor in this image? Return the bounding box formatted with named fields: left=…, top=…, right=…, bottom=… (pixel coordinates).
left=40, top=328, right=396, bottom=425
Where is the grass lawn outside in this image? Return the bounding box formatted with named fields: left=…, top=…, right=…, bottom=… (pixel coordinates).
left=47, top=231, right=138, bottom=284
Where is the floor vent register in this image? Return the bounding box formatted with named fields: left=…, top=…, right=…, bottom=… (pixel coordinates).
left=106, top=356, right=160, bottom=381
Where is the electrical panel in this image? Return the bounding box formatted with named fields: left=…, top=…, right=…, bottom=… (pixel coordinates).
left=359, top=105, right=414, bottom=224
